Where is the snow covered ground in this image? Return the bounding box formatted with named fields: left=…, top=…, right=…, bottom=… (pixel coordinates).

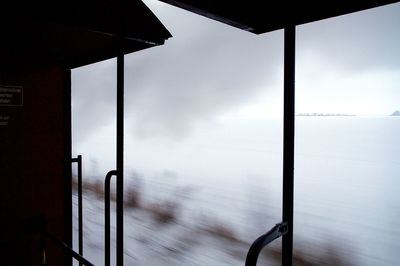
left=72, top=181, right=352, bottom=266
left=72, top=190, right=267, bottom=266
left=71, top=117, right=400, bottom=266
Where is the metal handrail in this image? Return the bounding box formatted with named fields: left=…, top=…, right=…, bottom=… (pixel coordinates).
left=245, top=222, right=288, bottom=266
left=29, top=215, right=94, bottom=266
left=105, top=170, right=118, bottom=266
left=41, top=231, right=95, bottom=266
left=72, top=155, right=83, bottom=266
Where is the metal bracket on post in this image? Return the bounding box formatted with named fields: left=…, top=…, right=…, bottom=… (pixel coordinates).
left=245, top=222, right=289, bottom=266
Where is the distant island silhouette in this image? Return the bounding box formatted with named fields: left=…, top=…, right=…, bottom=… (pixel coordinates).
left=296, top=113, right=356, bottom=117
left=391, top=110, right=400, bottom=116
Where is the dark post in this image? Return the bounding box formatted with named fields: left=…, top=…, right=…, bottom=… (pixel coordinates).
left=65, top=71, right=73, bottom=266
left=116, top=54, right=124, bottom=266
left=71, top=155, right=83, bottom=265
left=77, top=155, right=83, bottom=266
left=282, top=25, right=296, bottom=266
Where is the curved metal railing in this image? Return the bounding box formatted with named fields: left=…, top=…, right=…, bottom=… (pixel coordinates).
left=245, top=222, right=288, bottom=266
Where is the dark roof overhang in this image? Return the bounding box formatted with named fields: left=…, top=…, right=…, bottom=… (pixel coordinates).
left=159, top=0, right=399, bottom=34
left=1, top=0, right=172, bottom=69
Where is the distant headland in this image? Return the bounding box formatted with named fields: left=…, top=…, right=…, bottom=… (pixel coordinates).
left=391, top=110, right=400, bottom=116
left=296, top=113, right=356, bottom=117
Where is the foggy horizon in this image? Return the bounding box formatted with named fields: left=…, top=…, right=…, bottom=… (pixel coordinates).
left=72, top=0, right=399, bottom=144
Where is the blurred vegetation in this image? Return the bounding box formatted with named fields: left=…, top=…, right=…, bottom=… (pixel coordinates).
left=72, top=175, right=355, bottom=265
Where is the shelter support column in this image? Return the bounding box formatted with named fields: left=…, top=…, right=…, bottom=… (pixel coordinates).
left=282, top=25, right=295, bottom=266
left=116, top=54, right=124, bottom=266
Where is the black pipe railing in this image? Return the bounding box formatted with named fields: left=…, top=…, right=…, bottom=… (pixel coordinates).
left=245, top=222, right=288, bottom=266
left=28, top=215, right=94, bottom=266
left=71, top=155, right=83, bottom=266
left=41, top=231, right=95, bottom=266
left=105, top=170, right=117, bottom=266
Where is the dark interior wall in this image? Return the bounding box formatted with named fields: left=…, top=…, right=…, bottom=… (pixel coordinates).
left=0, top=67, right=71, bottom=266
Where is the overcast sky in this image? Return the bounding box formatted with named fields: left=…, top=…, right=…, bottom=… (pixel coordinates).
left=72, top=1, right=400, bottom=146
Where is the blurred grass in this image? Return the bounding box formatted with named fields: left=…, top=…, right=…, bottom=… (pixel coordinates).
left=72, top=176, right=355, bottom=265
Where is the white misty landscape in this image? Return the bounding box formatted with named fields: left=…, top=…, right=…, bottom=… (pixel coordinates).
left=71, top=1, right=400, bottom=265
left=72, top=117, right=400, bottom=266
